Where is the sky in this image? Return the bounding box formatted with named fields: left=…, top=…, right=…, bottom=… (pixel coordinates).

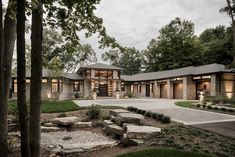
left=80, top=0, right=230, bottom=63
left=3, top=0, right=231, bottom=63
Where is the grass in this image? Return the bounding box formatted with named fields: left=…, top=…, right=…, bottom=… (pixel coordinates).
left=116, top=148, right=213, bottom=157
left=8, top=100, right=124, bottom=113
left=175, top=101, right=196, bottom=108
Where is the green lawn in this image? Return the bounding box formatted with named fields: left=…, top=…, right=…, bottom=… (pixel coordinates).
left=116, top=148, right=213, bottom=157
left=8, top=100, right=124, bottom=113
left=175, top=101, right=195, bottom=108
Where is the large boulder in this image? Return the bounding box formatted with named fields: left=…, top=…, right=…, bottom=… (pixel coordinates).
left=117, top=113, right=145, bottom=125
left=103, top=120, right=114, bottom=127
left=110, top=109, right=129, bottom=117
left=104, top=124, right=124, bottom=135
left=126, top=125, right=161, bottom=139
left=51, top=117, right=80, bottom=126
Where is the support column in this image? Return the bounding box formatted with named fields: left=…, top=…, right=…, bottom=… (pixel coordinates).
left=183, top=77, right=196, bottom=100
left=154, top=81, right=160, bottom=98
left=167, top=79, right=173, bottom=99
left=211, top=74, right=218, bottom=96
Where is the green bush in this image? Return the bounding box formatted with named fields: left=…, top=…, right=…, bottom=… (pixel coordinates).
left=157, top=113, right=164, bottom=121
left=196, top=104, right=201, bottom=108
left=202, top=104, right=206, bottom=108
left=207, top=105, right=213, bottom=109
left=213, top=106, right=219, bottom=110
left=140, top=109, right=146, bottom=115
left=151, top=113, right=158, bottom=119
left=86, top=104, right=101, bottom=119
left=127, top=106, right=133, bottom=111
left=127, top=93, right=133, bottom=98
left=57, top=113, right=67, bottom=118
left=221, top=107, right=227, bottom=112
left=228, top=109, right=235, bottom=112
left=74, top=92, right=79, bottom=98
left=161, top=116, right=171, bottom=123
left=145, top=111, right=152, bottom=117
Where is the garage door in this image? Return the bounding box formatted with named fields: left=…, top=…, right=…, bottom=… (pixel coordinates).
left=173, top=83, right=183, bottom=99
left=160, top=84, right=167, bottom=98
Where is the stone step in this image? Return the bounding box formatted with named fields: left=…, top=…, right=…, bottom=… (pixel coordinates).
left=51, top=117, right=80, bottom=126
left=103, top=120, right=114, bottom=127
left=126, top=125, right=161, bottom=139
left=41, top=126, right=66, bottom=132
left=110, top=109, right=129, bottom=117
left=44, top=123, right=58, bottom=127
left=104, top=124, right=124, bottom=135
left=122, top=133, right=144, bottom=146
left=122, top=123, right=137, bottom=131
left=117, top=113, right=145, bottom=125
left=72, top=122, right=92, bottom=128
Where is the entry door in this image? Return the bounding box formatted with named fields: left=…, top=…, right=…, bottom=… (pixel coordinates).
left=146, top=85, right=150, bottom=97
left=98, top=84, right=108, bottom=96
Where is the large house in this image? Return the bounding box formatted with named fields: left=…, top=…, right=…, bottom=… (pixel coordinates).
left=12, top=63, right=235, bottom=100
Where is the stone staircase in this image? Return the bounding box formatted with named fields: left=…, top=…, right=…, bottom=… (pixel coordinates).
left=103, top=109, right=161, bottom=146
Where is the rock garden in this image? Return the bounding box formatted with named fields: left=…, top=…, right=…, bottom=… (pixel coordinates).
left=7, top=102, right=235, bottom=157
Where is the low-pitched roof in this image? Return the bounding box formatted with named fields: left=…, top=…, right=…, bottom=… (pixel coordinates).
left=121, top=63, right=228, bottom=82
left=79, top=63, right=122, bottom=70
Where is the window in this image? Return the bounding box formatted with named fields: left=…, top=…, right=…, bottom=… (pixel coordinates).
left=73, top=81, right=80, bottom=91
left=95, top=70, right=99, bottom=78
left=14, top=79, right=17, bottom=93
left=85, top=70, right=91, bottom=78
left=42, top=79, right=48, bottom=83
left=121, top=82, right=125, bottom=92
left=51, top=79, right=62, bottom=93
left=138, top=85, right=141, bottom=93
left=99, top=70, right=107, bottom=79
left=108, top=71, right=113, bottom=79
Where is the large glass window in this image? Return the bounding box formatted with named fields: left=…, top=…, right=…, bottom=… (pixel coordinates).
left=73, top=81, right=80, bottom=91
left=108, top=71, right=113, bottom=79
left=121, top=82, right=125, bottom=92
left=99, top=70, right=108, bottom=79
left=51, top=79, right=62, bottom=93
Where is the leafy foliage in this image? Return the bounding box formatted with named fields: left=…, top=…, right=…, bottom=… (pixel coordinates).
left=102, top=47, right=143, bottom=75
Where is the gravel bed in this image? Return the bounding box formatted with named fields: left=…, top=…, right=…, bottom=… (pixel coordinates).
left=41, top=131, right=115, bottom=147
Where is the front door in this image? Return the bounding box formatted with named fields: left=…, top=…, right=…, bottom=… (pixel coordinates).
left=146, top=85, right=150, bottom=97
left=98, top=84, right=108, bottom=96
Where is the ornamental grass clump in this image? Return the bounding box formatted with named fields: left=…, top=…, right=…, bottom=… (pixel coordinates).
left=86, top=104, right=101, bottom=119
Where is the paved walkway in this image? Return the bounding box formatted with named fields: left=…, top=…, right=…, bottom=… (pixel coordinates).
left=73, top=98, right=235, bottom=125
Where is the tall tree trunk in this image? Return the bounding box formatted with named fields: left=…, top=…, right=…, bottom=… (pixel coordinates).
left=17, top=0, right=30, bottom=156
left=4, top=0, right=16, bottom=102
left=0, top=0, right=8, bottom=156
left=232, top=23, right=235, bottom=65
left=29, top=1, right=43, bottom=157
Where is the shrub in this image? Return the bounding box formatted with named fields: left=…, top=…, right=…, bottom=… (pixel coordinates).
left=145, top=111, right=152, bottom=117
left=228, top=109, right=235, bottom=112
left=207, top=105, right=213, bottom=109
left=157, top=113, right=164, bottom=121
left=202, top=104, right=206, bottom=108
left=102, top=114, right=111, bottom=120
left=74, top=93, right=79, bottom=98
left=161, top=116, right=171, bottom=123
left=132, top=107, right=138, bottom=112
left=151, top=113, right=158, bottom=119
left=140, top=109, right=146, bottom=115
left=221, top=107, right=227, bottom=112
left=86, top=104, right=101, bottom=119
left=127, top=93, right=133, bottom=98
left=57, top=113, right=67, bottom=118
left=196, top=104, right=201, bottom=108
left=213, top=106, right=219, bottom=110
left=127, top=106, right=133, bottom=111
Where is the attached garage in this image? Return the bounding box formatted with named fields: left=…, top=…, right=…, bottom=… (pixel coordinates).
left=160, top=83, right=167, bottom=98
left=173, top=83, right=183, bottom=99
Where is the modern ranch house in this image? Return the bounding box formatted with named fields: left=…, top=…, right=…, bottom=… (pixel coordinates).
left=12, top=63, right=235, bottom=100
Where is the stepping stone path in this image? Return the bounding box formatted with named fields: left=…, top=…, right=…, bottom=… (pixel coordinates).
left=103, top=109, right=161, bottom=146
left=72, top=122, right=92, bottom=128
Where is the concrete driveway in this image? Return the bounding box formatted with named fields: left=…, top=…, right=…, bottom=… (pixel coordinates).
left=73, top=98, right=235, bottom=125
